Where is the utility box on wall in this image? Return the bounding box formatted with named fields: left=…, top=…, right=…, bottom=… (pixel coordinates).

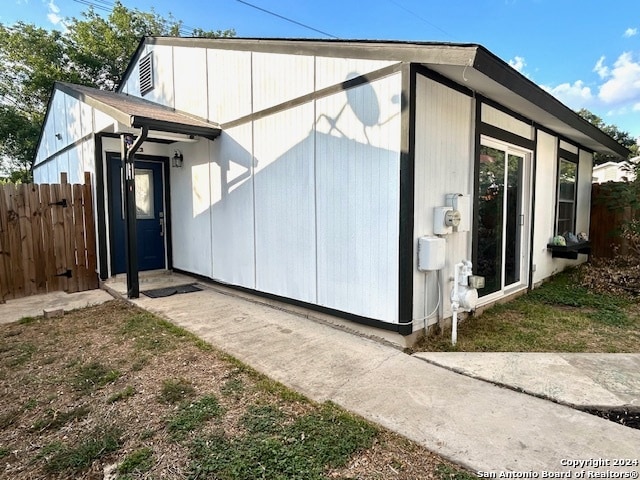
left=417, top=236, right=446, bottom=271
left=445, top=193, right=471, bottom=232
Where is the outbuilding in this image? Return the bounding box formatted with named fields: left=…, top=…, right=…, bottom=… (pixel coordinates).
left=33, top=37, right=629, bottom=342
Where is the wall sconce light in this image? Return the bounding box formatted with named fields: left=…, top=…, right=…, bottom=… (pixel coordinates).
left=55, top=133, right=62, bottom=140
left=172, top=150, right=184, bottom=168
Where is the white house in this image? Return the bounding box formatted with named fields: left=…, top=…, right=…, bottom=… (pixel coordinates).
left=32, top=37, right=629, bottom=341
left=592, top=156, right=638, bottom=183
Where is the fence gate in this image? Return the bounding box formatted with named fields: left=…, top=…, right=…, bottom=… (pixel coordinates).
left=0, top=172, right=98, bottom=302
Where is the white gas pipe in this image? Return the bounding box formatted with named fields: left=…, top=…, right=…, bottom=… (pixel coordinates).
left=451, top=260, right=475, bottom=346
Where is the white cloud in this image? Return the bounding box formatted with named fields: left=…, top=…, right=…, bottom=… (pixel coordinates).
left=541, top=80, right=593, bottom=109
left=593, top=56, right=609, bottom=79
left=542, top=52, right=640, bottom=136
left=597, top=52, right=640, bottom=105
left=46, top=0, right=63, bottom=26
left=509, top=56, right=526, bottom=73
left=624, top=27, right=638, bottom=38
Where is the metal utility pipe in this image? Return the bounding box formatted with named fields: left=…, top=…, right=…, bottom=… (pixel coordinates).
left=122, top=126, right=148, bottom=299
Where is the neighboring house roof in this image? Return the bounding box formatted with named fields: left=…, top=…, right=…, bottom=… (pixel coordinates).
left=120, top=37, right=630, bottom=159
left=56, top=82, right=222, bottom=140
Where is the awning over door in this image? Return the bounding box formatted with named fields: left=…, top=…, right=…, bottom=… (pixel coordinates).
left=56, top=82, right=221, bottom=141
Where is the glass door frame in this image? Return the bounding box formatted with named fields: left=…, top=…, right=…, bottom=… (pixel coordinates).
left=475, top=136, right=533, bottom=304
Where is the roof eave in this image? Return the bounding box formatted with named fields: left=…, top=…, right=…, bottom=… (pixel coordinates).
left=472, top=48, right=630, bottom=158
left=130, top=116, right=221, bottom=140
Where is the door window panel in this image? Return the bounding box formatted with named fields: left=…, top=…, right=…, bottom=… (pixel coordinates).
left=135, top=168, right=154, bottom=219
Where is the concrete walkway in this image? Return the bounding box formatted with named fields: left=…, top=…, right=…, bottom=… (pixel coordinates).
left=2, top=275, right=639, bottom=474
left=98, top=273, right=640, bottom=475
left=415, top=352, right=640, bottom=409
left=0, top=289, right=114, bottom=325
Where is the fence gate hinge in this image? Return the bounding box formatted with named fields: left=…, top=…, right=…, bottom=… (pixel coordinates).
left=49, top=199, right=68, bottom=208
left=56, top=269, right=73, bottom=278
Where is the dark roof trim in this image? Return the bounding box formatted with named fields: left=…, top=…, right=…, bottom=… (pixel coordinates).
left=56, top=82, right=221, bottom=141
left=471, top=47, right=629, bottom=158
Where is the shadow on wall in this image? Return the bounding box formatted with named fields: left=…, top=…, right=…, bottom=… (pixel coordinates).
left=176, top=74, right=406, bottom=323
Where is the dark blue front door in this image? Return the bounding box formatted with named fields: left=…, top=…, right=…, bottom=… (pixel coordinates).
left=110, top=157, right=166, bottom=274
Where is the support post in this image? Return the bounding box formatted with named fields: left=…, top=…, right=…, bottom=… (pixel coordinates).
left=121, top=127, right=148, bottom=298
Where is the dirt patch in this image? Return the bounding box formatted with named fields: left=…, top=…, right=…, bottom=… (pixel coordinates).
left=0, top=300, right=471, bottom=479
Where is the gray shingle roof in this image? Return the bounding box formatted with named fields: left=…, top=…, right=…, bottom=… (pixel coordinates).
left=56, top=82, right=221, bottom=140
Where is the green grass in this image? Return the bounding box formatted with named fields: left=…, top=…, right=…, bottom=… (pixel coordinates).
left=188, top=402, right=377, bottom=480
left=241, top=404, right=286, bottom=434
left=220, top=377, right=245, bottom=397
left=41, top=425, right=122, bottom=474
left=107, top=385, right=136, bottom=404
left=255, top=377, right=310, bottom=403
left=32, top=406, right=91, bottom=431
left=72, top=362, right=121, bottom=392
left=118, top=447, right=154, bottom=477
left=167, top=395, right=223, bottom=439
left=436, top=463, right=479, bottom=480
left=4, top=342, right=37, bottom=367
left=0, top=447, right=10, bottom=459
left=17, top=316, right=38, bottom=325
left=416, top=270, right=640, bottom=352
left=159, top=378, right=195, bottom=404
left=121, top=312, right=211, bottom=353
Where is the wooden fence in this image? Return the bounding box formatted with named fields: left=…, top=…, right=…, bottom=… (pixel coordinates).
left=590, top=182, right=640, bottom=258
left=0, top=172, right=98, bottom=302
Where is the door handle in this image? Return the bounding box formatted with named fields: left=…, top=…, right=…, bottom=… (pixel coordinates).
left=159, top=212, right=165, bottom=237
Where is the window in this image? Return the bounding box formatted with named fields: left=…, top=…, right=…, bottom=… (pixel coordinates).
left=556, top=158, right=577, bottom=234
left=139, top=53, right=154, bottom=96
left=134, top=169, right=155, bottom=219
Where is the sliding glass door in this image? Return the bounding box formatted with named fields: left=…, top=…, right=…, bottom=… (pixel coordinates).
left=476, top=139, right=530, bottom=298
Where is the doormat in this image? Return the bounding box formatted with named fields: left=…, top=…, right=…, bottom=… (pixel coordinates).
left=141, top=283, right=202, bottom=298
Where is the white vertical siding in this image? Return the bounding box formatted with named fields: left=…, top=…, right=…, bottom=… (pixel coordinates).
left=531, top=133, right=593, bottom=287
left=315, top=74, right=401, bottom=322
left=576, top=150, right=593, bottom=234
left=481, top=104, right=533, bottom=140
left=81, top=102, right=93, bottom=137
left=94, top=109, right=113, bottom=132
left=253, top=102, right=316, bottom=303
left=82, top=140, right=95, bottom=178
left=315, top=57, right=397, bottom=90
left=209, top=125, right=255, bottom=288
left=252, top=52, right=314, bottom=112
left=54, top=152, right=70, bottom=182
left=170, top=140, right=212, bottom=277
left=560, top=140, right=579, bottom=154
left=412, top=75, right=474, bottom=325
left=66, top=95, right=82, bottom=143
left=173, top=47, right=208, bottom=119
left=532, top=131, right=560, bottom=283
left=207, top=49, right=252, bottom=123
left=40, top=130, right=53, bottom=164
left=142, top=45, right=175, bottom=108
left=67, top=145, right=82, bottom=184
left=52, top=92, right=68, bottom=147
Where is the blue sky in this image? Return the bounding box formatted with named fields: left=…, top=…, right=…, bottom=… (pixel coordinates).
left=2, top=0, right=640, bottom=140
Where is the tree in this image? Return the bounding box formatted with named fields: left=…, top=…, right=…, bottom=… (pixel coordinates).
left=0, top=1, right=234, bottom=182
left=577, top=108, right=639, bottom=165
